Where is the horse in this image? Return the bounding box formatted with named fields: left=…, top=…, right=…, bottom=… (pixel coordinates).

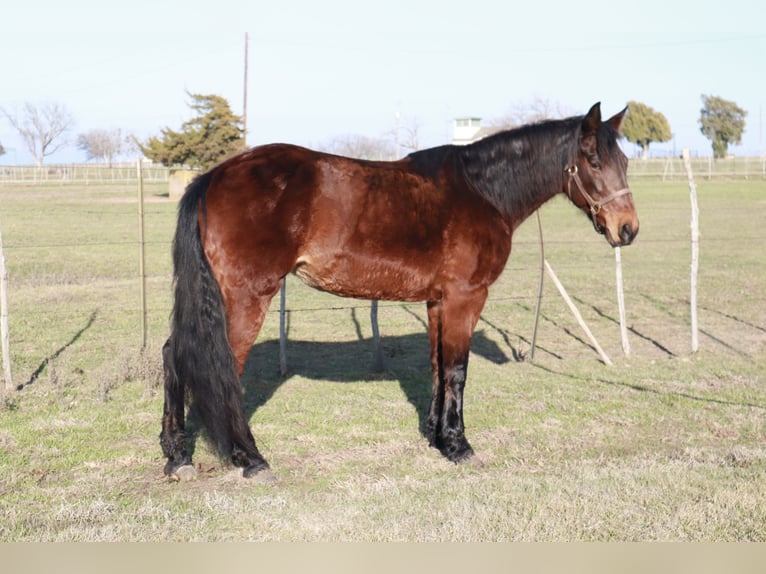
left=160, top=102, right=639, bottom=480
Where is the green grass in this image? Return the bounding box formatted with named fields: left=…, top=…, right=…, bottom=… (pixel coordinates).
left=0, top=178, right=764, bottom=541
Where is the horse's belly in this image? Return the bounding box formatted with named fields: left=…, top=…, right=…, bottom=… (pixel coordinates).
left=293, top=253, right=435, bottom=302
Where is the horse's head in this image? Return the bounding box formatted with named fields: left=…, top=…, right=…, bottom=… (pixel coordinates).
left=565, top=102, right=639, bottom=247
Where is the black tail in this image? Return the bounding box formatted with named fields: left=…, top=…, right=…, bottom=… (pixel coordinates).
left=169, top=172, right=260, bottom=465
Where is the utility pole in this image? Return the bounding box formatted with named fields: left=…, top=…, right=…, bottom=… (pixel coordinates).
left=395, top=110, right=401, bottom=158
left=0, top=224, right=12, bottom=391
left=243, top=32, right=249, bottom=145
left=137, top=160, right=147, bottom=350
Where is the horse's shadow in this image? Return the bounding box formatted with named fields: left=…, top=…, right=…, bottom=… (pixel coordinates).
left=186, top=328, right=512, bottom=458
left=243, top=328, right=511, bottom=436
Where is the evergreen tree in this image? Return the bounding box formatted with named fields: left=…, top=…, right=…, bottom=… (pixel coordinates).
left=621, top=101, right=672, bottom=159
left=141, top=93, right=244, bottom=169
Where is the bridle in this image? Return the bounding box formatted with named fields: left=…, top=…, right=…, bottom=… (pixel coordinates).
left=565, top=164, right=632, bottom=216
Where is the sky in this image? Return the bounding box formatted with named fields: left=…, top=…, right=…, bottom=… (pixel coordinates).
left=1, top=0, right=764, bottom=165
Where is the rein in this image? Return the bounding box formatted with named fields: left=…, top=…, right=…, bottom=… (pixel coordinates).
left=565, top=165, right=631, bottom=215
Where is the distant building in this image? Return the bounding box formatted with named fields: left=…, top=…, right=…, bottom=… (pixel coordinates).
left=452, top=117, right=503, bottom=145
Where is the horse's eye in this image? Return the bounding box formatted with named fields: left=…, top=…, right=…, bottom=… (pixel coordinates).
left=589, top=160, right=601, bottom=170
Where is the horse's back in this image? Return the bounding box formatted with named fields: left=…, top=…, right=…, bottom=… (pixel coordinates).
left=199, top=143, right=510, bottom=302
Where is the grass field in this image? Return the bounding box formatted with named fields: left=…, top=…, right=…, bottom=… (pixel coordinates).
left=0, top=175, right=764, bottom=541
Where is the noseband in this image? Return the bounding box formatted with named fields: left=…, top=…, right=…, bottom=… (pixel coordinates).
left=565, top=165, right=632, bottom=216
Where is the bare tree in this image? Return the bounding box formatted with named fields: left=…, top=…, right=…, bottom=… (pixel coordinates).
left=490, top=96, right=574, bottom=130
left=1, top=102, right=74, bottom=166
left=319, top=115, right=422, bottom=161
left=389, top=114, right=421, bottom=156
left=77, top=128, right=124, bottom=167
left=319, top=134, right=396, bottom=160
left=122, top=133, right=142, bottom=159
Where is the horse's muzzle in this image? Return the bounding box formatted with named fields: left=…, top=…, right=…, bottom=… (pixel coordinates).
left=605, top=220, right=638, bottom=247
left=619, top=222, right=638, bottom=246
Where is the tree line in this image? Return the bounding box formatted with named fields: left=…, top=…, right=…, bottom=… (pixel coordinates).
left=622, top=96, right=747, bottom=159
left=0, top=93, right=750, bottom=167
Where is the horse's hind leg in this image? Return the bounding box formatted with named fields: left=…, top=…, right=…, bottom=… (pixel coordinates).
left=159, top=338, right=196, bottom=480
left=222, top=279, right=284, bottom=479
left=425, top=302, right=445, bottom=450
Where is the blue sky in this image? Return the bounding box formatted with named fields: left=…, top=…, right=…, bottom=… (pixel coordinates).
left=1, top=0, right=764, bottom=164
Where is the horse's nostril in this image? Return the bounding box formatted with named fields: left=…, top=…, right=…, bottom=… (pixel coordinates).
left=620, top=223, right=635, bottom=245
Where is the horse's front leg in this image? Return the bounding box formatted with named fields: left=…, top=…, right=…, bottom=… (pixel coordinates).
left=425, top=288, right=487, bottom=463
left=437, top=347, right=474, bottom=462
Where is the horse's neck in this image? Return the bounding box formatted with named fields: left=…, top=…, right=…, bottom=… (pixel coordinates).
left=457, top=125, right=576, bottom=228
left=502, top=166, right=563, bottom=231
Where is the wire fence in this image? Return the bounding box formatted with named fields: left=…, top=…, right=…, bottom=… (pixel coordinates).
left=3, top=238, right=761, bottom=350
left=1, top=170, right=765, bottom=390
left=627, top=155, right=766, bottom=180
left=1, top=155, right=766, bottom=185
left=0, top=163, right=170, bottom=185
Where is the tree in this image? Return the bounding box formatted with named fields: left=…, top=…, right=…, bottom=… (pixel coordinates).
left=699, top=94, right=747, bottom=159
left=0, top=142, right=4, bottom=157
left=317, top=113, right=421, bottom=162
left=490, top=96, right=574, bottom=129
left=319, top=134, right=396, bottom=160
left=140, top=93, right=244, bottom=169
left=621, top=101, right=672, bottom=160
left=77, top=128, right=124, bottom=166
left=1, top=102, right=74, bottom=166
left=389, top=114, right=421, bottom=156
left=122, top=133, right=141, bottom=159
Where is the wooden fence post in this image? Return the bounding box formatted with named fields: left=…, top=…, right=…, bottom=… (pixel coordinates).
left=529, top=211, right=545, bottom=361
left=370, top=301, right=384, bottom=372
left=279, top=281, right=287, bottom=376
left=544, top=260, right=613, bottom=366
left=614, top=247, right=630, bottom=356
left=137, top=160, right=148, bottom=350
left=682, top=149, right=700, bottom=352
left=0, top=224, right=12, bottom=391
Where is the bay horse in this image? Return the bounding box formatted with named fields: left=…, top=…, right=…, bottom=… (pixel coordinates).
left=160, top=102, right=639, bottom=480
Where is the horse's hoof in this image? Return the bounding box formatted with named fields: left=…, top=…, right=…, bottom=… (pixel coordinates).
left=442, top=441, right=477, bottom=465
left=243, top=464, right=277, bottom=483
left=458, top=452, right=485, bottom=468
left=170, top=464, right=198, bottom=482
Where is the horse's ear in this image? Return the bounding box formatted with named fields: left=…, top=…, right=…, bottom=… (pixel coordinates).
left=580, top=102, right=601, bottom=154
left=582, top=102, right=602, bottom=136
left=608, top=105, right=629, bottom=135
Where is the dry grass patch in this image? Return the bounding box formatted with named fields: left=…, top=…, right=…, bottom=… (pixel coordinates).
left=1, top=180, right=765, bottom=541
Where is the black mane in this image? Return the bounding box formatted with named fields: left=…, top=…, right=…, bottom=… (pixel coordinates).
left=406, top=144, right=456, bottom=180
left=403, top=116, right=587, bottom=224
left=456, top=117, right=583, bottom=221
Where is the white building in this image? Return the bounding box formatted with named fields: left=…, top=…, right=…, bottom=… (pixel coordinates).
left=452, top=117, right=502, bottom=145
